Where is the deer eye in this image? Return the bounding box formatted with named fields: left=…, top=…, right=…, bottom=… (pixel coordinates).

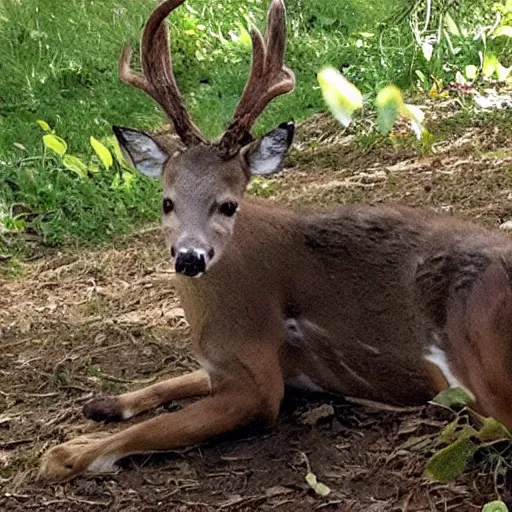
left=162, top=198, right=174, bottom=214
left=219, top=201, right=238, bottom=217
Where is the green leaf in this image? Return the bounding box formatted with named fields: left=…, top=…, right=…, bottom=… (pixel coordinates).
left=444, top=13, right=460, bottom=37
left=465, top=65, right=478, bottom=80
left=432, top=387, right=472, bottom=407
left=439, top=422, right=477, bottom=445
left=425, top=436, right=476, bottom=481
left=375, top=85, right=403, bottom=134
left=477, top=417, right=512, bottom=443
left=305, top=472, right=331, bottom=497
left=43, top=134, right=67, bottom=157
left=62, top=154, right=88, bottom=179
left=236, top=22, right=252, bottom=46
left=36, top=120, right=52, bottom=133
left=317, top=66, right=363, bottom=128
left=492, top=26, right=512, bottom=38
left=482, top=501, right=509, bottom=512
left=483, top=54, right=499, bottom=78
left=90, top=136, right=113, bottom=170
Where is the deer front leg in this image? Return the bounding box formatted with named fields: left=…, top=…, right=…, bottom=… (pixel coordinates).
left=83, top=370, right=211, bottom=422
left=40, top=357, right=284, bottom=482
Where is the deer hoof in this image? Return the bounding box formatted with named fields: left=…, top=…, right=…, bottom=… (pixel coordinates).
left=39, top=433, right=115, bottom=482
left=83, top=397, right=123, bottom=422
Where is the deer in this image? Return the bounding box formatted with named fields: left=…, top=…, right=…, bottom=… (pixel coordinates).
left=40, top=0, right=512, bottom=482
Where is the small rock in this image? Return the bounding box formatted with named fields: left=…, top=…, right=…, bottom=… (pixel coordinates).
left=500, top=220, right=512, bottom=231
left=301, top=404, right=334, bottom=426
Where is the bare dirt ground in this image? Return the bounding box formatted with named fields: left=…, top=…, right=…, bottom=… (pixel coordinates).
left=2, top=103, right=512, bottom=511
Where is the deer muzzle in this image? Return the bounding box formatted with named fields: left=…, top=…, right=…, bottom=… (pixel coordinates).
left=175, top=248, right=208, bottom=277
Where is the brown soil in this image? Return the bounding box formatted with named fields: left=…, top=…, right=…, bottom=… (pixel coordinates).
left=2, top=103, right=512, bottom=511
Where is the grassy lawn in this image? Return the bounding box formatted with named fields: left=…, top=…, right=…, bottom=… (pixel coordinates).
left=0, top=0, right=510, bottom=258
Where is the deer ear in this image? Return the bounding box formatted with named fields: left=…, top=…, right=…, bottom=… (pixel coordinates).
left=242, top=121, right=294, bottom=176
left=112, top=126, right=168, bottom=178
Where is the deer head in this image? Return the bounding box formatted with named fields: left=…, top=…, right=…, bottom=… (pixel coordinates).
left=113, top=0, right=295, bottom=277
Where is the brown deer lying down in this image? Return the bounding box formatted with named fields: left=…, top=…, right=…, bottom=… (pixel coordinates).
left=40, top=0, right=512, bottom=481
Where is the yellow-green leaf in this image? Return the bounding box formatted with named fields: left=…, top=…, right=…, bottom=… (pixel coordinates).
left=432, top=387, right=472, bottom=407
left=317, top=66, right=363, bottom=128
left=375, top=85, right=403, bottom=134
left=62, top=154, right=88, bottom=179
left=482, top=501, right=509, bottom=512
left=90, top=136, right=113, bottom=169
left=305, top=472, right=331, bottom=497
left=43, top=134, right=67, bottom=157
left=36, top=120, right=52, bottom=133
left=492, top=26, right=512, bottom=38
left=477, top=417, right=512, bottom=443
left=465, top=65, right=478, bottom=80
left=425, top=436, right=476, bottom=481
left=483, top=54, right=499, bottom=78
left=237, top=22, right=252, bottom=46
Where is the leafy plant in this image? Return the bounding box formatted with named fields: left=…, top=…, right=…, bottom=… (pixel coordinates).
left=425, top=387, right=512, bottom=485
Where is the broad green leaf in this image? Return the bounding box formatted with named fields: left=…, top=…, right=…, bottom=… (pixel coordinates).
left=444, top=13, right=460, bottom=37
left=36, top=120, right=52, bottom=133
left=477, top=417, right=512, bottom=443
left=305, top=472, right=331, bottom=497
left=492, top=26, right=512, bottom=38
left=89, top=164, right=100, bottom=174
left=432, top=387, right=472, bottom=407
left=465, top=65, right=478, bottom=80
left=317, top=66, right=363, bottom=128
left=62, top=154, right=88, bottom=179
left=43, top=134, right=67, bottom=157
left=425, top=436, right=476, bottom=481
left=496, top=63, right=512, bottom=81
left=483, top=54, right=499, bottom=78
left=422, top=41, right=433, bottom=62
left=90, top=136, right=113, bottom=169
left=482, top=501, right=509, bottom=512
left=375, top=85, right=403, bottom=134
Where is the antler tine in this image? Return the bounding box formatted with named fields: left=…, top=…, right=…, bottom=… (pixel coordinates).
left=218, top=0, right=296, bottom=158
left=119, top=0, right=206, bottom=147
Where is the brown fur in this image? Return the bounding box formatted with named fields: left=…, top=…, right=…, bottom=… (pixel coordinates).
left=38, top=0, right=512, bottom=482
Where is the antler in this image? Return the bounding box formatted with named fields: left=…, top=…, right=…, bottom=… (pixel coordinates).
left=119, top=0, right=207, bottom=147
left=217, top=0, right=296, bottom=158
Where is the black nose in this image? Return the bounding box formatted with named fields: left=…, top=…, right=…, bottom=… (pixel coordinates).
left=175, top=250, right=206, bottom=277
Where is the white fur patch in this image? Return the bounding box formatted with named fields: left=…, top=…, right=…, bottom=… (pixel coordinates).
left=292, top=374, right=326, bottom=393
left=87, top=454, right=119, bottom=473
left=121, top=408, right=135, bottom=420
left=424, top=345, right=475, bottom=400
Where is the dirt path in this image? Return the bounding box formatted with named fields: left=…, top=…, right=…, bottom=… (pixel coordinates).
left=2, top=108, right=512, bottom=511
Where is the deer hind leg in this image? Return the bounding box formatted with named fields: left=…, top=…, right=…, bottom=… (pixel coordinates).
left=447, top=260, right=512, bottom=430
left=83, top=370, right=211, bottom=422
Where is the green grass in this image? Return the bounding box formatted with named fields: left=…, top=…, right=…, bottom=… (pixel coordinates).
left=1, top=0, right=509, bottom=259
